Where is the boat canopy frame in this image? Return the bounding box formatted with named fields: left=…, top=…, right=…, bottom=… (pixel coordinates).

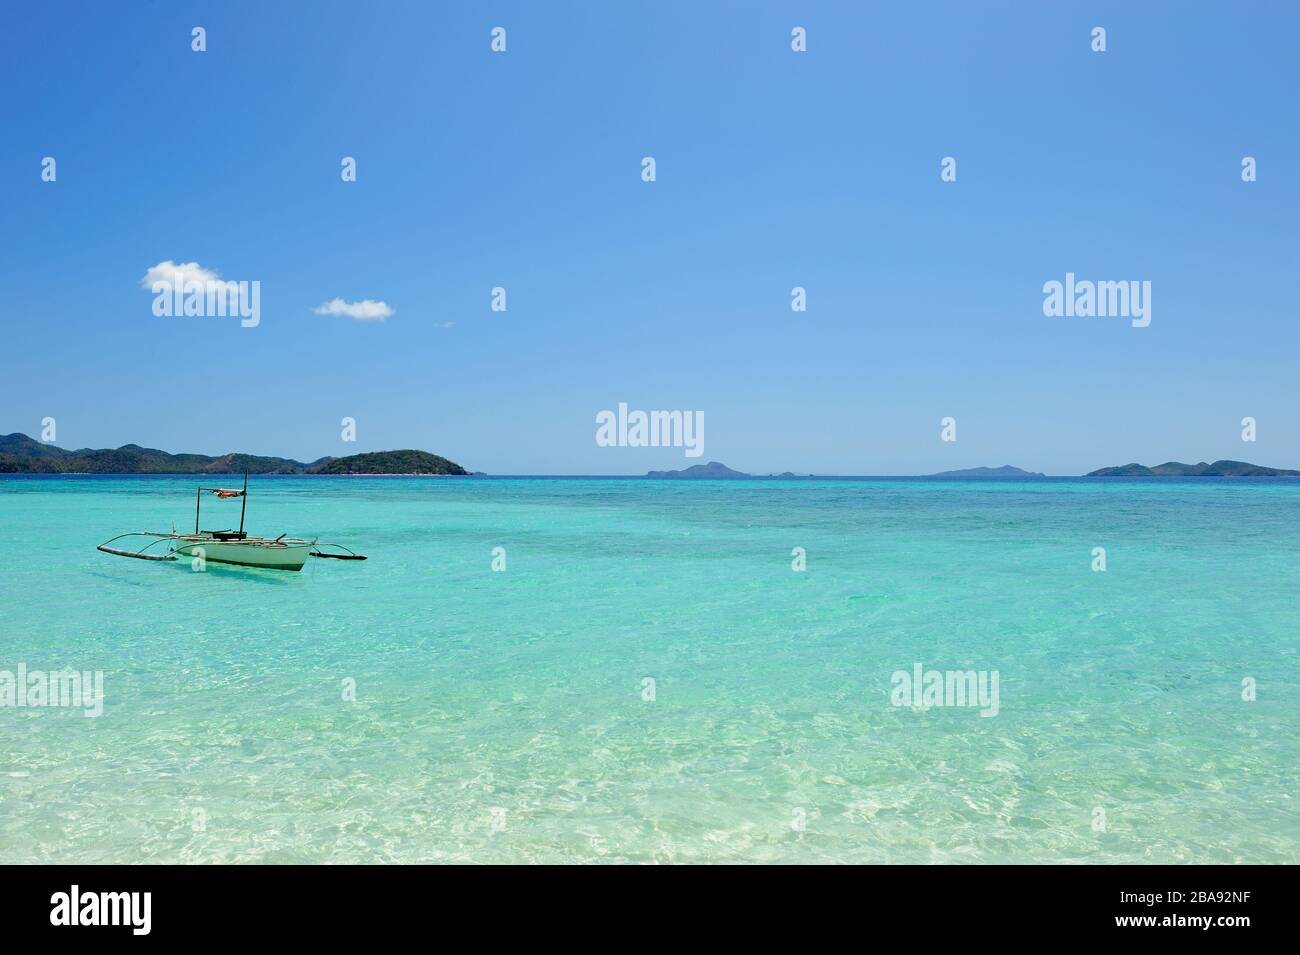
left=195, top=472, right=248, bottom=535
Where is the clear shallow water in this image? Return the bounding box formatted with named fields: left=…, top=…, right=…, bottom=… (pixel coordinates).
left=0, top=475, right=1295, bottom=864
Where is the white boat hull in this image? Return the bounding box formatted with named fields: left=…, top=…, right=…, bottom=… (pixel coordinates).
left=172, top=538, right=315, bottom=571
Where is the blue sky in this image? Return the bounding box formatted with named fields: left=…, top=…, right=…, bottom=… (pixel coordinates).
left=2, top=1, right=1297, bottom=475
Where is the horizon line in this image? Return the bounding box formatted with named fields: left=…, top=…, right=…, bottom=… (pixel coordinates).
left=4, top=432, right=1297, bottom=479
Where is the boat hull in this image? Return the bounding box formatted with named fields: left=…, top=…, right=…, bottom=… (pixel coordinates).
left=172, top=539, right=314, bottom=571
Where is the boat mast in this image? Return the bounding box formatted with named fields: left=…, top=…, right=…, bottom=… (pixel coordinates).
left=238, top=472, right=248, bottom=535
left=195, top=485, right=201, bottom=534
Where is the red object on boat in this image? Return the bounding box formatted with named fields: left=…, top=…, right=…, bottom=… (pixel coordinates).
left=212, top=489, right=245, bottom=499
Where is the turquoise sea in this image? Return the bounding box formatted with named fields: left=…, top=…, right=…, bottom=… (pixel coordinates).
left=0, top=475, right=1296, bottom=864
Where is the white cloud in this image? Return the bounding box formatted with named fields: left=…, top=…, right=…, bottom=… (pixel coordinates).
left=141, top=260, right=223, bottom=289
left=313, top=298, right=395, bottom=321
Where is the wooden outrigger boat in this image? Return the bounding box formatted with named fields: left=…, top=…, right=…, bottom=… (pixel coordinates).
left=97, top=474, right=366, bottom=572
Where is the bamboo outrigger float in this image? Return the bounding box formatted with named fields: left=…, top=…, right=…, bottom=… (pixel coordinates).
left=97, top=474, right=366, bottom=571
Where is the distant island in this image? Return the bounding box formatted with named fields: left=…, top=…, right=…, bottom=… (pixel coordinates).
left=930, top=465, right=1045, bottom=478
left=0, top=433, right=469, bottom=476
left=312, top=450, right=468, bottom=476
left=646, top=461, right=750, bottom=479
left=645, top=462, right=1047, bottom=479
left=1086, top=460, right=1300, bottom=477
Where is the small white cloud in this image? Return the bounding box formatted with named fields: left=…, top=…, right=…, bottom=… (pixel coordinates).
left=313, top=298, right=395, bottom=321
left=438, top=321, right=455, bottom=328
left=141, top=260, right=222, bottom=289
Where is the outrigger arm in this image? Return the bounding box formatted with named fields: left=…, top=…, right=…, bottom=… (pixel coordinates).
left=96, top=532, right=180, bottom=561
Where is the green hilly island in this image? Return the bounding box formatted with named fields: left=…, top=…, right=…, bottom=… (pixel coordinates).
left=1086, top=460, right=1299, bottom=477
left=313, top=450, right=467, bottom=475
left=0, top=433, right=469, bottom=476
